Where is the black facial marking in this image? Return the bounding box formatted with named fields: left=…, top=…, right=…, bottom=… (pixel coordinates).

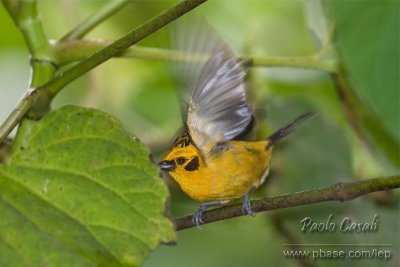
left=176, top=157, right=187, bottom=165
left=184, top=156, right=199, bottom=171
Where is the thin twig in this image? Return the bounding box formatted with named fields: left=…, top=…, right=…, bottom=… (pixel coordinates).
left=174, top=176, right=400, bottom=231
left=54, top=40, right=337, bottom=72
left=60, top=0, right=132, bottom=41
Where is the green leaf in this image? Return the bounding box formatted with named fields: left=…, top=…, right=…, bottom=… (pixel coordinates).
left=328, top=0, right=400, bottom=166
left=0, top=105, right=175, bottom=267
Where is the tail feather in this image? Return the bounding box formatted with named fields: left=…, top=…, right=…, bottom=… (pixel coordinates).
left=266, top=112, right=315, bottom=149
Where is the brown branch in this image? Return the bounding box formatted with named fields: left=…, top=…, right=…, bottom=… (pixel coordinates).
left=174, top=175, right=400, bottom=231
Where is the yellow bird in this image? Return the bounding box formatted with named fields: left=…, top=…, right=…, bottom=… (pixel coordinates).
left=159, top=20, right=313, bottom=226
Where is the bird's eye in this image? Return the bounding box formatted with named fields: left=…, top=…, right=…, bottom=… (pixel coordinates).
left=176, top=157, right=187, bottom=165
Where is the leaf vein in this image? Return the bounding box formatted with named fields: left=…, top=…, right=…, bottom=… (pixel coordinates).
left=12, top=163, right=160, bottom=227
left=26, top=135, right=137, bottom=156
left=88, top=224, right=152, bottom=250
left=0, top=192, right=96, bottom=266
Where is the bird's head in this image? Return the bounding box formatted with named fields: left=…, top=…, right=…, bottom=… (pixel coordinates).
left=158, top=143, right=203, bottom=184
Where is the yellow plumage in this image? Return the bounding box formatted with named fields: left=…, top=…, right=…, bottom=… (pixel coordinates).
left=163, top=140, right=271, bottom=202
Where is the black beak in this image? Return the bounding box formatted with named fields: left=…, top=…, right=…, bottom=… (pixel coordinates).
left=158, top=160, right=176, bottom=171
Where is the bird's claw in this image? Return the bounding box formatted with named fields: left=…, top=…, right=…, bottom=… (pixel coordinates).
left=242, top=193, right=255, bottom=217
left=191, top=201, right=228, bottom=228
left=192, top=205, right=207, bottom=228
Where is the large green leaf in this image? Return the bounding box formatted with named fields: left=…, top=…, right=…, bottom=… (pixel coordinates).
left=330, top=0, right=399, bottom=136
left=328, top=0, right=399, bottom=166
left=0, top=105, right=175, bottom=266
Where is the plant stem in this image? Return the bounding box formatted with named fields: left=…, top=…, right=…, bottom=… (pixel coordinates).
left=249, top=54, right=336, bottom=72
left=3, top=0, right=52, bottom=61
left=60, top=0, right=132, bottom=41
left=2, top=0, right=56, bottom=88
left=54, top=40, right=337, bottom=72
left=2, top=0, right=55, bottom=123
left=0, top=90, right=38, bottom=144
left=174, top=175, right=400, bottom=230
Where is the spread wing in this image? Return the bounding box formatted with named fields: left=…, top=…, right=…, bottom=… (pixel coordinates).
left=169, top=16, right=252, bottom=153
left=187, top=51, right=252, bottom=151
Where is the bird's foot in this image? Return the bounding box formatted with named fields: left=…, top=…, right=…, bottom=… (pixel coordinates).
left=192, top=204, right=207, bottom=228
left=192, top=201, right=229, bottom=228
left=242, top=187, right=256, bottom=216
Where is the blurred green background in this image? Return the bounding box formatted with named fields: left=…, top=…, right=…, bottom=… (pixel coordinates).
left=0, top=1, right=398, bottom=266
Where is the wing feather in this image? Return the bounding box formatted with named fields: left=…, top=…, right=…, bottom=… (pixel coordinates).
left=169, top=16, right=252, bottom=152
left=187, top=50, right=252, bottom=150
